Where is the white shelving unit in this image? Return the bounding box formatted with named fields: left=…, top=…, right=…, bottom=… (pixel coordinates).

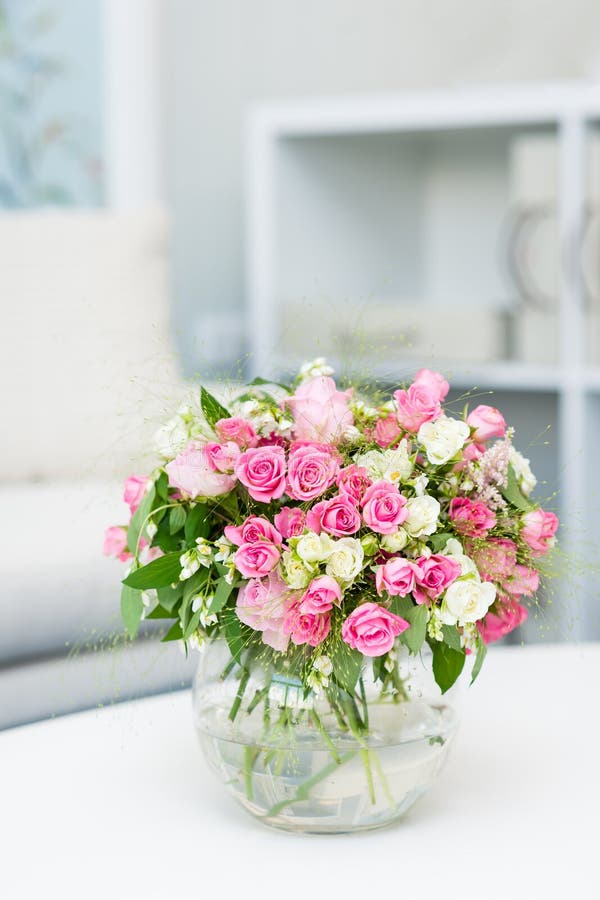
left=244, top=83, right=600, bottom=641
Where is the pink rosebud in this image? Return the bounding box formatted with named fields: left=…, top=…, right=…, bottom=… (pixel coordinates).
left=336, top=464, right=372, bottom=502
left=306, top=492, right=361, bottom=536
left=274, top=506, right=306, bottom=539
left=449, top=497, right=496, bottom=538
left=502, top=564, right=540, bottom=597
left=456, top=441, right=486, bottom=469
left=361, top=480, right=408, bottom=535
left=413, top=554, right=461, bottom=604
left=123, top=475, right=150, bottom=514
left=521, top=508, right=559, bottom=557
left=413, top=368, right=450, bottom=401
left=224, top=515, right=282, bottom=547
left=284, top=603, right=331, bottom=647
left=477, top=597, right=528, bottom=644
left=205, top=441, right=241, bottom=474
left=374, top=415, right=402, bottom=448
left=341, top=602, right=409, bottom=657
left=103, top=525, right=130, bottom=562
left=299, top=575, right=342, bottom=614
left=236, top=572, right=295, bottom=651
left=394, top=381, right=443, bottom=433
left=234, top=542, right=281, bottom=578
left=467, top=404, right=507, bottom=442
left=376, top=558, right=423, bottom=597
left=215, top=416, right=258, bottom=449
left=287, top=376, right=353, bottom=443
left=470, top=538, right=517, bottom=581
left=287, top=443, right=339, bottom=502
left=166, top=441, right=236, bottom=498
left=234, top=445, right=287, bottom=503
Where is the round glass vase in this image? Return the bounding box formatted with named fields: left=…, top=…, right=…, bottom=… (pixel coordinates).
left=192, top=639, right=464, bottom=834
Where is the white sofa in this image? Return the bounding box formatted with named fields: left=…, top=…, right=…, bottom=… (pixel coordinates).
left=0, top=210, right=197, bottom=729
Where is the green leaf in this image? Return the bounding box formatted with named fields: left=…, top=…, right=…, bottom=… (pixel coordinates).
left=161, top=621, right=184, bottom=642
left=470, top=636, right=487, bottom=685
left=215, top=491, right=238, bottom=520
left=431, top=641, right=466, bottom=694
left=389, top=595, right=414, bottom=618
left=428, top=531, right=453, bottom=553
left=122, top=552, right=182, bottom=589
left=153, top=517, right=182, bottom=553
left=400, top=605, right=428, bottom=654
left=500, top=464, right=535, bottom=512
left=156, top=583, right=183, bottom=611
left=169, top=505, right=187, bottom=535
left=127, top=486, right=156, bottom=553
left=200, top=386, right=230, bottom=429
left=442, top=624, right=462, bottom=651
left=184, top=503, right=210, bottom=542
left=155, top=471, right=169, bottom=501
left=121, top=585, right=144, bottom=638
left=330, top=640, right=363, bottom=694
left=248, top=376, right=291, bottom=393
left=208, top=576, right=234, bottom=614
left=223, top=609, right=244, bottom=664
left=146, top=604, right=177, bottom=620
left=183, top=608, right=203, bottom=639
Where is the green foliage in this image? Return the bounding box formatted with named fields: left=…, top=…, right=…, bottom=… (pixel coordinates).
left=121, top=585, right=144, bottom=638
left=441, top=624, right=462, bottom=651
left=429, top=531, right=453, bottom=552
left=200, top=386, right=230, bottom=429
left=431, top=641, right=466, bottom=694
left=470, top=636, right=487, bottom=685
left=330, top=639, right=363, bottom=694
left=222, top=609, right=245, bottom=664
left=500, top=464, right=535, bottom=512
left=389, top=595, right=413, bottom=618
left=169, top=505, right=186, bottom=535
left=184, top=503, right=210, bottom=543
left=156, top=583, right=183, bottom=611
left=161, top=621, right=184, bottom=642
left=399, top=604, right=428, bottom=654
left=146, top=604, right=176, bottom=620
left=127, top=486, right=156, bottom=553
left=122, top=552, right=182, bottom=590
left=208, top=577, right=235, bottom=614
left=155, top=471, right=169, bottom=501
left=248, top=376, right=291, bottom=393
left=153, top=515, right=182, bottom=554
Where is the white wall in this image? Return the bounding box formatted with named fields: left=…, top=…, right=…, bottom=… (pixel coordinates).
left=165, top=0, right=600, bottom=372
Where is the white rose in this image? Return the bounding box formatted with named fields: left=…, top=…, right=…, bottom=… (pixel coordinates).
left=440, top=579, right=496, bottom=626
left=281, top=550, right=313, bottom=589
left=381, top=528, right=408, bottom=552
left=442, top=538, right=480, bottom=578
left=296, top=532, right=334, bottom=564
left=510, top=447, right=536, bottom=496
left=355, top=440, right=412, bottom=483
left=404, top=495, right=440, bottom=538
left=154, top=414, right=190, bottom=459
left=418, top=416, right=470, bottom=466
left=325, top=537, right=364, bottom=582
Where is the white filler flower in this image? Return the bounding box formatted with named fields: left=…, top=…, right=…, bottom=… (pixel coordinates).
left=355, top=440, right=412, bottom=483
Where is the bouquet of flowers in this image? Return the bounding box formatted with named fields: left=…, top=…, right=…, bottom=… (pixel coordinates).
left=105, top=359, right=558, bottom=829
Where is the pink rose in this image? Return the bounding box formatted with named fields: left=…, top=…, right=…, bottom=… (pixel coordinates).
left=123, top=475, right=150, bottom=514
left=103, top=525, right=130, bottom=561
left=414, top=368, right=449, bottom=401
left=287, top=443, right=339, bottom=501
left=470, top=538, right=517, bottom=581
left=337, top=464, right=372, bottom=502
left=361, top=480, right=408, bottom=534
left=299, top=575, right=342, bottom=614
left=478, top=597, right=528, bottom=644
left=234, top=445, right=287, bottom=503
left=374, top=415, right=402, bottom=448
left=274, top=506, right=306, bottom=539
left=521, top=508, right=559, bottom=556
left=341, top=602, right=409, bottom=657
left=306, top=493, right=361, bottom=536
left=502, top=564, right=539, bottom=597
left=234, top=542, right=281, bottom=578
left=449, top=497, right=496, bottom=538
left=224, top=515, right=282, bottom=547
left=236, top=572, right=294, bottom=651
left=215, top=416, right=258, bottom=449
left=166, top=441, right=236, bottom=498
left=376, top=558, right=423, bottom=597
left=455, top=441, right=486, bottom=470
left=287, top=376, right=353, bottom=443
left=467, top=404, right=506, bottom=442
left=394, top=381, right=443, bottom=433
left=284, top=603, right=331, bottom=647
left=413, top=554, right=461, bottom=604
left=205, top=441, right=240, bottom=474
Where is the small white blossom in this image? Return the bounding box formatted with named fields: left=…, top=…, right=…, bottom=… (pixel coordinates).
left=313, top=655, right=333, bottom=677
left=299, top=357, right=334, bottom=380
left=443, top=538, right=480, bottom=579
left=214, top=536, right=233, bottom=564
left=413, top=474, right=429, bottom=497
left=179, top=549, right=201, bottom=580
left=154, top=409, right=191, bottom=459
left=355, top=441, right=412, bottom=483
left=146, top=518, right=158, bottom=540
left=307, top=655, right=333, bottom=693
left=510, top=447, right=537, bottom=496
left=427, top=609, right=444, bottom=641
left=342, top=425, right=363, bottom=445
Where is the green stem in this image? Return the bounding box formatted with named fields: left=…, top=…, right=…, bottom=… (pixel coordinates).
left=219, top=656, right=238, bottom=682
left=370, top=749, right=396, bottom=809
left=264, top=752, right=358, bottom=819
left=229, top=667, right=250, bottom=722
left=243, top=745, right=257, bottom=801
left=360, top=748, right=376, bottom=805
left=310, top=709, right=342, bottom=764
left=358, top=676, right=369, bottom=730
left=247, top=685, right=269, bottom=714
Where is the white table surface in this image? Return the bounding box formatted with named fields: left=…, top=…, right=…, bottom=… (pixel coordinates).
left=2, top=643, right=598, bottom=899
